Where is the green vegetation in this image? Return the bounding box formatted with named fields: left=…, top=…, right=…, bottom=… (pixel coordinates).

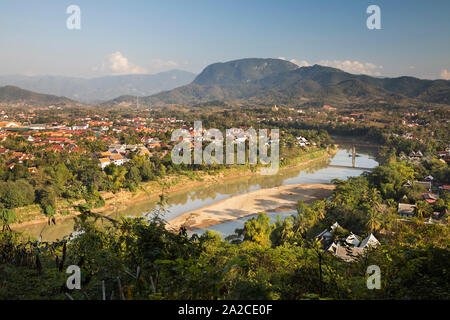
left=0, top=94, right=448, bottom=300
left=110, top=59, right=450, bottom=108
left=0, top=112, right=331, bottom=223
left=0, top=85, right=75, bottom=106
left=0, top=158, right=448, bottom=300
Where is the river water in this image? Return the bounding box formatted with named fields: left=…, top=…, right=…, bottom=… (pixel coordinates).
left=19, top=144, right=378, bottom=241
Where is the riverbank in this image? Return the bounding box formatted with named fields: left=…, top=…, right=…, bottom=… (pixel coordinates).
left=167, top=183, right=335, bottom=232
left=12, top=148, right=335, bottom=230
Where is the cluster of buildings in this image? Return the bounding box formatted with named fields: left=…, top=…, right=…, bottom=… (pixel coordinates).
left=296, top=136, right=311, bottom=147
left=316, top=222, right=380, bottom=262
left=0, top=110, right=186, bottom=173
left=98, top=144, right=151, bottom=169
left=437, top=146, right=450, bottom=163
left=256, top=105, right=368, bottom=125
left=398, top=146, right=450, bottom=164
left=398, top=176, right=449, bottom=223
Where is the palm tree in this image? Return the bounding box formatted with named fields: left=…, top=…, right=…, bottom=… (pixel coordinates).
left=366, top=207, right=382, bottom=233
left=312, top=200, right=327, bottom=221
left=415, top=200, right=431, bottom=219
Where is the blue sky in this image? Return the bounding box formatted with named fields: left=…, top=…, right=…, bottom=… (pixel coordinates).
left=0, top=0, right=449, bottom=79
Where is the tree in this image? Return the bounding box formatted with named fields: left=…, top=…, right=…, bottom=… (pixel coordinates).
left=105, top=164, right=127, bottom=192
left=0, top=208, right=16, bottom=231
left=270, top=215, right=298, bottom=247
left=237, top=213, right=273, bottom=247
left=126, top=166, right=142, bottom=186
left=0, top=180, right=35, bottom=209
left=37, top=186, right=57, bottom=217
left=140, top=160, right=155, bottom=181
left=51, top=163, right=73, bottom=196
left=415, top=200, right=433, bottom=219
left=311, top=199, right=327, bottom=221
left=365, top=206, right=382, bottom=233
left=369, top=161, right=416, bottom=200
left=294, top=200, right=317, bottom=237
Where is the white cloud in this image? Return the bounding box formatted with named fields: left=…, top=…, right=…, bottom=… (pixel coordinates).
left=277, top=57, right=383, bottom=75
left=93, top=54, right=180, bottom=75
left=440, top=69, right=450, bottom=80
left=278, top=57, right=310, bottom=67
left=289, top=59, right=310, bottom=67
left=318, top=60, right=383, bottom=75
left=96, top=52, right=148, bottom=75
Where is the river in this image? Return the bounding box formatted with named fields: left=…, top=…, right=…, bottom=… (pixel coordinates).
left=18, top=144, right=379, bottom=241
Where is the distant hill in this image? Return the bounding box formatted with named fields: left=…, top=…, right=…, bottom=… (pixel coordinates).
left=0, top=70, right=196, bottom=104
left=0, top=86, right=77, bottom=106
left=193, top=58, right=298, bottom=85
left=105, top=58, right=450, bottom=107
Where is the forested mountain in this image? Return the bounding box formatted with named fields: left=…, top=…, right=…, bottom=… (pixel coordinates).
left=193, top=58, right=298, bottom=85
left=2, top=58, right=448, bottom=107
left=0, top=86, right=77, bottom=106
left=105, top=59, right=450, bottom=107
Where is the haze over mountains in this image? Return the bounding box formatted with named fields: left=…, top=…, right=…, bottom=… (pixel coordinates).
left=0, top=70, right=196, bottom=104
left=108, top=58, right=450, bottom=107
left=1, top=58, right=449, bottom=108
left=0, top=85, right=77, bottom=106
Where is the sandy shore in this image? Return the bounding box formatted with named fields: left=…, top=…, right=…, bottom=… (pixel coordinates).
left=167, top=183, right=335, bottom=231
left=12, top=149, right=334, bottom=230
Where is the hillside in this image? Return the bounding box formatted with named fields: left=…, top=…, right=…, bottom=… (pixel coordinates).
left=105, top=59, right=450, bottom=108
left=0, top=86, right=77, bottom=106
left=0, top=70, right=196, bottom=104
left=193, top=58, right=298, bottom=85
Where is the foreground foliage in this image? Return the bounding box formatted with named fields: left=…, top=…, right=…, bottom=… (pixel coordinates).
left=1, top=168, right=448, bottom=300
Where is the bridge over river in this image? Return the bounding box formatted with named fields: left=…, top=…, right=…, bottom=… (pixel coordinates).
left=328, top=145, right=375, bottom=171
left=16, top=146, right=379, bottom=241
left=328, top=164, right=374, bottom=171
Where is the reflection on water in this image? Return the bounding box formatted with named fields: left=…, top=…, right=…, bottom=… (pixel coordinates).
left=191, top=144, right=379, bottom=238
left=18, top=145, right=378, bottom=241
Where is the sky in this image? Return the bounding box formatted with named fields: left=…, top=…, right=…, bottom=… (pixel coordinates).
left=0, top=0, right=449, bottom=80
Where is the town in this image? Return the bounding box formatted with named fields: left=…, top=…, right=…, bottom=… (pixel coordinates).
left=0, top=0, right=449, bottom=303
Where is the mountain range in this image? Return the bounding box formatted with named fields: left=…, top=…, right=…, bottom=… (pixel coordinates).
left=1, top=58, right=449, bottom=108
left=107, top=58, right=450, bottom=107
left=0, top=85, right=77, bottom=106
left=0, top=70, right=196, bottom=104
